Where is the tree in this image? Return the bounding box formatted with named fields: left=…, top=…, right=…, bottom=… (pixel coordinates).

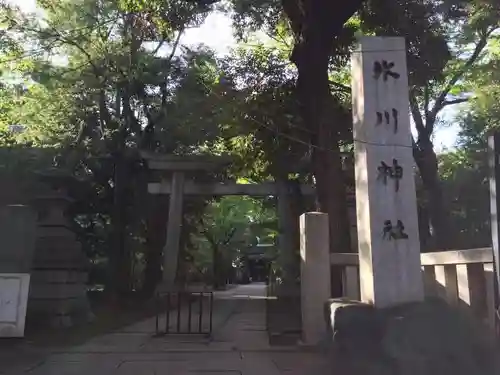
left=0, top=0, right=238, bottom=298
left=439, top=149, right=490, bottom=249
left=227, top=0, right=500, bottom=255
left=360, top=0, right=500, bottom=249
left=411, top=0, right=498, bottom=249
left=436, top=47, right=500, bottom=250
left=226, top=0, right=365, bottom=295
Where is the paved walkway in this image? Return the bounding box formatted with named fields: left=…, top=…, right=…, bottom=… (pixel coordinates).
left=0, top=284, right=329, bottom=375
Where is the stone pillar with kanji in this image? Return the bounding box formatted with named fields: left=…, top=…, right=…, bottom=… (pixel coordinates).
left=351, top=36, right=424, bottom=307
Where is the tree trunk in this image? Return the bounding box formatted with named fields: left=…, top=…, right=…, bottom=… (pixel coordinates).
left=283, top=0, right=364, bottom=297
left=288, top=178, right=306, bottom=282
left=294, top=42, right=351, bottom=297
left=213, top=245, right=223, bottom=289
left=109, top=154, right=132, bottom=301
left=313, top=133, right=352, bottom=297
left=414, top=139, right=450, bottom=250
left=176, top=218, right=192, bottom=286
left=417, top=203, right=433, bottom=252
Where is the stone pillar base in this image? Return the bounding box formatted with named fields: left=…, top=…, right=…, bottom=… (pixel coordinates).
left=325, top=299, right=499, bottom=374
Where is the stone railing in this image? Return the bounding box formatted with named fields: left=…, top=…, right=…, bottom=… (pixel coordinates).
left=330, top=248, right=497, bottom=330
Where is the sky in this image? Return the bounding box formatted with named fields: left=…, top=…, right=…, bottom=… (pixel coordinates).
left=7, top=0, right=461, bottom=151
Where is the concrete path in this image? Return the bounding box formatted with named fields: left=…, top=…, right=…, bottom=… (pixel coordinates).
left=0, top=284, right=329, bottom=375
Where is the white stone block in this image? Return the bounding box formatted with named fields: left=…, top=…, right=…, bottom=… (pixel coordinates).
left=0, top=273, right=30, bottom=337
left=300, top=212, right=331, bottom=346
left=351, top=36, right=424, bottom=307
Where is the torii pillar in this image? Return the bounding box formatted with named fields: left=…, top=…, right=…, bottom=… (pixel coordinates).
left=141, top=152, right=232, bottom=289
left=162, top=171, right=185, bottom=288
left=142, top=152, right=317, bottom=290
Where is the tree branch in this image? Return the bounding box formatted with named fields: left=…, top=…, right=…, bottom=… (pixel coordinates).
left=267, top=30, right=293, bottom=50
left=442, top=97, right=471, bottom=106
left=152, top=25, right=184, bottom=57
left=199, top=219, right=217, bottom=246
left=223, top=227, right=237, bottom=245
left=427, top=28, right=495, bottom=129
left=424, top=84, right=430, bottom=120
left=165, top=27, right=184, bottom=63
left=152, top=38, right=167, bottom=56
left=329, top=80, right=351, bottom=93
left=281, top=0, right=304, bottom=38
left=409, top=91, right=426, bottom=136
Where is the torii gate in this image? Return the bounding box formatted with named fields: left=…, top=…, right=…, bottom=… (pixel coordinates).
left=141, top=151, right=316, bottom=289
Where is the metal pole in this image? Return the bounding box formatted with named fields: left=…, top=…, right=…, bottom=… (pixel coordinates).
left=209, top=292, right=214, bottom=335
left=176, top=292, right=182, bottom=333
left=155, top=292, right=159, bottom=335
left=199, top=293, right=203, bottom=333
left=166, top=292, right=171, bottom=334
left=188, top=293, right=192, bottom=333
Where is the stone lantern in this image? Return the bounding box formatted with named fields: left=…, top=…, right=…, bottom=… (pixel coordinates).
left=0, top=204, right=37, bottom=337
left=28, top=170, right=93, bottom=327
left=0, top=205, right=38, bottom=274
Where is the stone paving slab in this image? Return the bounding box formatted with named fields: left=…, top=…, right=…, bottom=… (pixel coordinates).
left=118, top=317, right=156, bottom=333
left=0, top=284, right=327, bottom=375
left=244, top=351, right=329, bottom=373
left=24, top=358, right=121, bottom=375
left=2, top=354, right=310, bottom=375
left=140, top=338, right=235, bottom=352
left=65, top=333, right=151, bottom=353
left=113, top=361, right=188, bottom=375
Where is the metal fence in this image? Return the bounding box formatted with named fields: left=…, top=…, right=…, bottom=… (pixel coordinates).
left=154, top=290, right=214, bottom=336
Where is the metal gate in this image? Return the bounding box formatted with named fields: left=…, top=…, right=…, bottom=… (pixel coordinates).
left=154, top=290, right=214, bottom=336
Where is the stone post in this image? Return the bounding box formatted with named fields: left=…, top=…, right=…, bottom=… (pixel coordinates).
left=300, top=212, right=331, bottom=345
left=351, top=36, right=424, bottom=307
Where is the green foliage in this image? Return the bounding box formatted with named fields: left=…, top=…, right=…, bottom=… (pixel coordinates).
left=0, top=0, right=233, bottom=295
left=0, top=145, right=58, bottom=205
left=213, top=44, right=309, bottom=180
left=189, top=195, right=277, bottom=282
left=2, top=0, right=500, bottom=293
left=438, top=148, right=491, bottom=248
left=439, top=59, right=500, bottom=249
